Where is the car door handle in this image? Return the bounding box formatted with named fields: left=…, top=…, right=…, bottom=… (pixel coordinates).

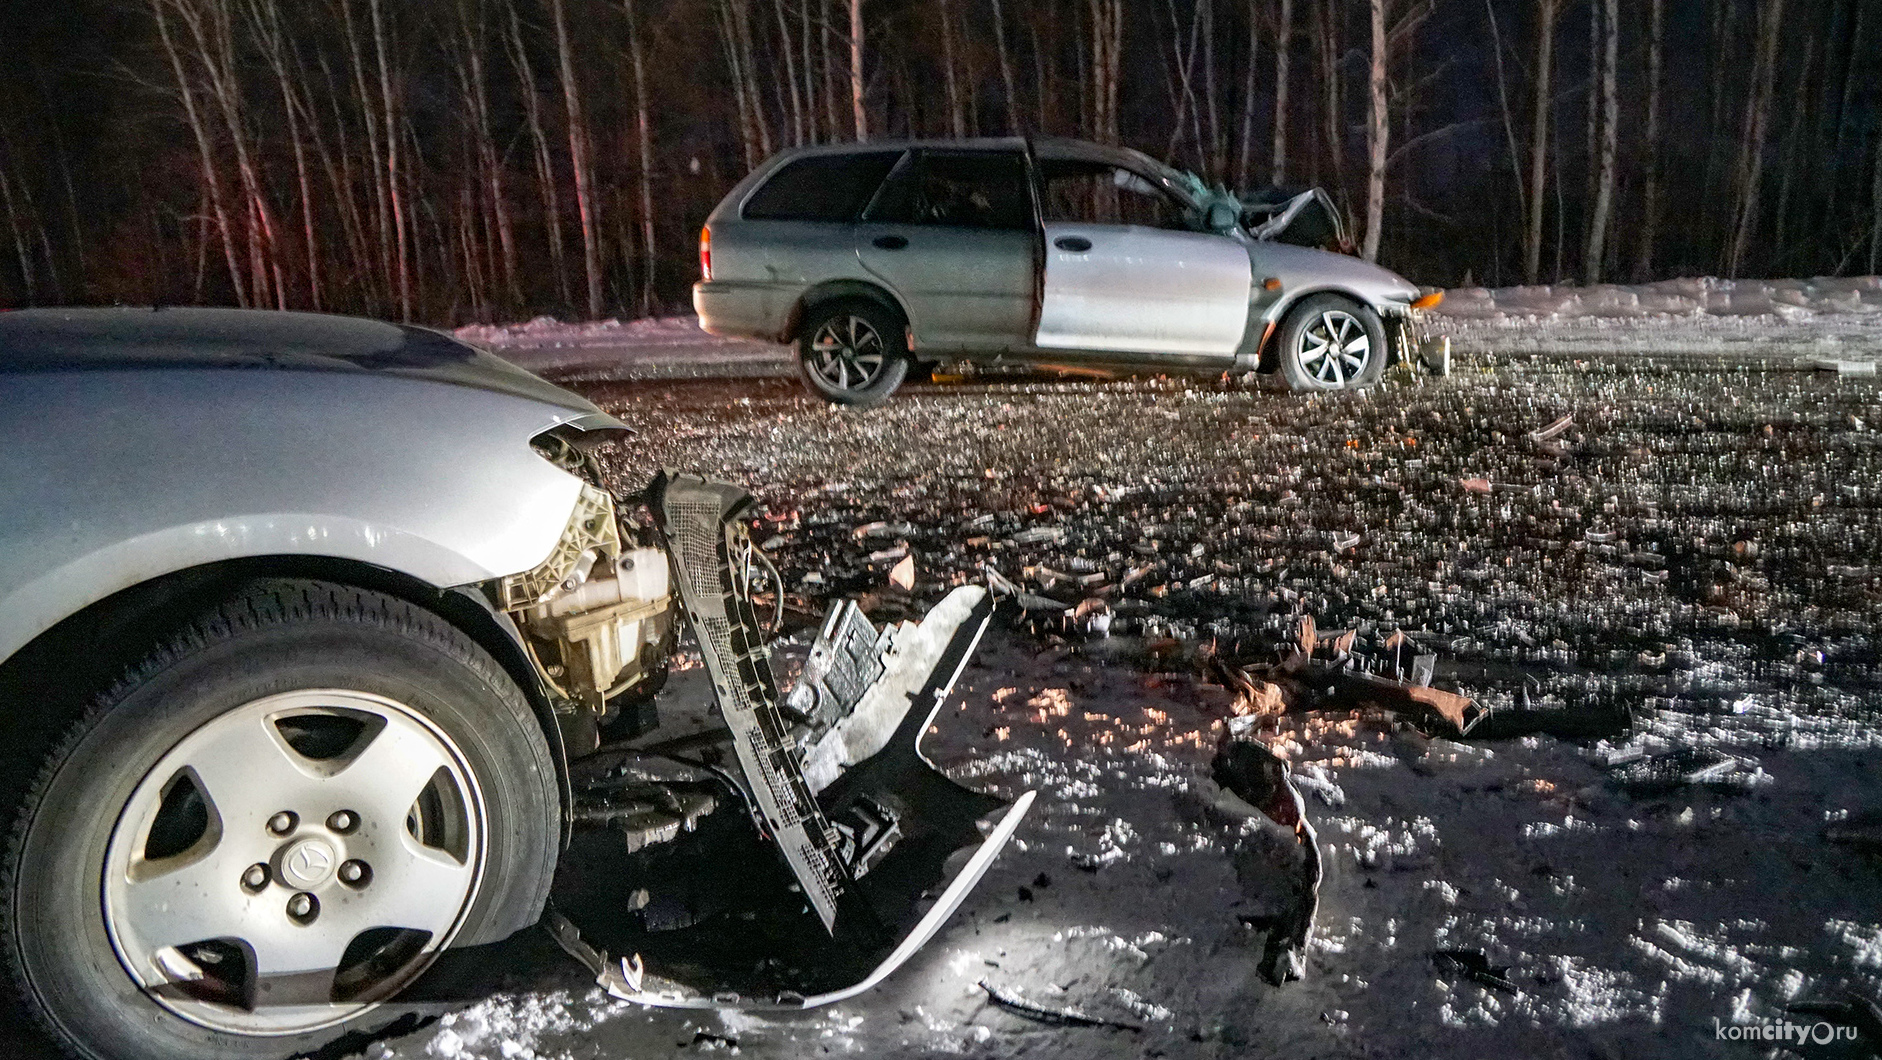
left=1053, top=236, right=1093, bottom=253
left=872, top=234, right=909, bottom=250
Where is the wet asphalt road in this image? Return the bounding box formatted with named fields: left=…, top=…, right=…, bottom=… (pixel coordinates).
left=586, top=357, right=1882, bottom=738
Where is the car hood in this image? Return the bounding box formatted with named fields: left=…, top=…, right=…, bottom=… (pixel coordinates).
left=0, top=306, right=605, bottom=418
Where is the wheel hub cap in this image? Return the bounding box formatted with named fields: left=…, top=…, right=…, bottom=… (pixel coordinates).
left=101, top=690, right=486, bottom=1035
left=278, top=837, right=338, bottom=889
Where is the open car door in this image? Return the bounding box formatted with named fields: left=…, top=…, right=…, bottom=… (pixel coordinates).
left=551, top=473, right=1032, bottom=1010
left=1030, top=147, right=1251, bottom=359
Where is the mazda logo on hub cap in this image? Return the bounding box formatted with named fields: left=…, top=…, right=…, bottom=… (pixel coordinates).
left=280, top=837, right=337, bottom=888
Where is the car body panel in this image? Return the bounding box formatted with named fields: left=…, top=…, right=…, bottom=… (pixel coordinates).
left=855, top=220, right=1036, bottom=350
left=695, top=136, right=1431, bottom=378
left=0, top=308, right=604, bottom=666
left=1035, top=221, right=1251, bottom=356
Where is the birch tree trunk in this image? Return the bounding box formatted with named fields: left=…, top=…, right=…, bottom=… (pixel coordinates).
left=1523, top=0, right=1560, bottom=284
left=368, top=0, right=410, bottom=319
left=1360, top=0, right=1386, bottom=262
left=1583, top=0, right=1617, bottom=284
left=548, top=0, right=603, bottom=318
left=940, top=0, right=965, bottom=137
left=1632, top=0, right=1662, bottom=280
left=507, top=6, right=572, bottom=309
left=1271, top=0, right=1292, bottom=186
left=1314, top=0, right=1343, bottom=191
left=773, top=0, right=805, bottom=145
left=623, top=0, right=658, bottom=314
left=1726, top=0, right=1784, bottom=278
left=990, top=0, right=1020, bottom=133
left=850, top=0, right=867, bottom=139
left=151, top=0, right=247, bottom=306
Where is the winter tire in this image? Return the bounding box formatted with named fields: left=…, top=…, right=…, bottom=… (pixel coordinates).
left=1275, top=293, right=1388, bottom=392
left=3, top=580, right=558, bottom=1060
left=796, top=300, right=911, bottom=407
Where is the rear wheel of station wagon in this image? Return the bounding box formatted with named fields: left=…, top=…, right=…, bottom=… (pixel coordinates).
left=796, top=300, right=911, bottom=407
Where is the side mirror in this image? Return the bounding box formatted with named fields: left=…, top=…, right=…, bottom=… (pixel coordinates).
left=1205, top=201, right=1240, bottom=233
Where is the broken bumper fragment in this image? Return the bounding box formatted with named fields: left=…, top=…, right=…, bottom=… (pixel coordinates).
left=551, top=472, right=1033, bottom=1009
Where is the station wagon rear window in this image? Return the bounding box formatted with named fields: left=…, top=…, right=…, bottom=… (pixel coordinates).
left=742, top=151, right=904, bottom=222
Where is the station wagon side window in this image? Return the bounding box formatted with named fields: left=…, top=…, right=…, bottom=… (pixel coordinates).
left=864, top=150, right=1035, bottom=231
left=742, top=151, right=905, bottom=222
left=1038, top=160, right=1193, bottom=231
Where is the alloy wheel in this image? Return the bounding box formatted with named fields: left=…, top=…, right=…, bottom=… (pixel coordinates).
left=807, top=315, right=887, bottom=392
left=101, top=689, right=484, bottom=1035
left=1294, top=309, right=1373, bottom=387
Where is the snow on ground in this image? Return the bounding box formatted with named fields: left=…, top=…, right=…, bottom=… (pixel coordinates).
left=1437, top=277, right=1882, bottom=363
left=455, top=277, right=1882, bottom=382
left=372, top=354, right=1882, bottom=1060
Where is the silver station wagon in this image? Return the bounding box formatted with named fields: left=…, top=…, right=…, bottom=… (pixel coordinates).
left=695, top=137, right=1445, bottom=405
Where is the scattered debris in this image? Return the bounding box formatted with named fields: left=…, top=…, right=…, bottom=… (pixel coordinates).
left=1459, top=477, right=1493, bottom=494
left=1786, top=993, right=1882, bottom=1049
left=1528, top=414, right=1575, bottom=442
left=1604, top=749, right=1764, bottom=795
left=1824, top=811, right=1882, bottom=851
left=1210, top=739, right=1322, bottom=985
left=888, top=553, right=915, bottom=590
left=1431, top=950, right=1518, bottom=993
left=978, top=980, right=1143, bottom=1031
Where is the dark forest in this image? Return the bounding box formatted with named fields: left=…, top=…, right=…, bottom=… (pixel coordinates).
left=1, top=0, right=1878, bottom=324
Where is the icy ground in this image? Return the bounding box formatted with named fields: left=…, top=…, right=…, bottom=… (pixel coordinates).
left=372, top=354, right=1882, bottom=1060
left=457, top=276, right=1882, bottom=379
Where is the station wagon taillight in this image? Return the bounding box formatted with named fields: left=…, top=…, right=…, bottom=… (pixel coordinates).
left=699, top=226, right=712, bottom=281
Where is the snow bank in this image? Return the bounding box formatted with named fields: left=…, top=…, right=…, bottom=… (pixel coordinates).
left=1436, top=275, right=1882, bottom=323
left=455, top=275, right=1882, bottom=373
left=1434, top=275, right=1882, bottom=360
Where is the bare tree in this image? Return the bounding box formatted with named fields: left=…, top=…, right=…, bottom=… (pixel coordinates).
left=1270, top=0, right=1292, bottom=186
left=1524, top=0, right=1561, bottom=284
left=850, top=0, right=867, bottom=139
left=939, top=0, right=965, bottom=137
left=989, top=0, right=1020, bottom=132
left=1725, top=0, right=1785, bottom=278
left=149, top=0, right=246, bottom=306
left=1583, top=0, right=1617, bottom=284
left=548, top=0, right=603, bottom=318
left=1361, top=0, right=1386, bottom=261
left=623, top=0, right=659, bottom=314
left=1632, top=0, right=1663, bottom=281
left=506, top=4, right=571, bottom=309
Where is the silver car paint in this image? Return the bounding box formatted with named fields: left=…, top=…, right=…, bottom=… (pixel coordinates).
left=695, top=137, right=1428, bottom=366
left=1036, top=222, right=1252, bottom=356
left=854, top=219, right=1036, bottom=350
left=1246, top=239, right=1423, bottom=329
left=0, top=308, right=602, bottom=667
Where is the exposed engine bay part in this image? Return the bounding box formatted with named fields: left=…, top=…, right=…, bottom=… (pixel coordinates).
left=483, top=457, right=678, bottom=754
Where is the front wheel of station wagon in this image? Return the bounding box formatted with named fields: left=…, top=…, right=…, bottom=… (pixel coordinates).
left=796, top=300, right=911, bottom=407
left=1275, top=293, right=1388, bottom=392
left=3, top=580, right=559, bottom=1060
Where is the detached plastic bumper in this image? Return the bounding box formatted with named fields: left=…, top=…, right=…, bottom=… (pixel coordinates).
left=547, top=473, right=1031, bottom=1009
